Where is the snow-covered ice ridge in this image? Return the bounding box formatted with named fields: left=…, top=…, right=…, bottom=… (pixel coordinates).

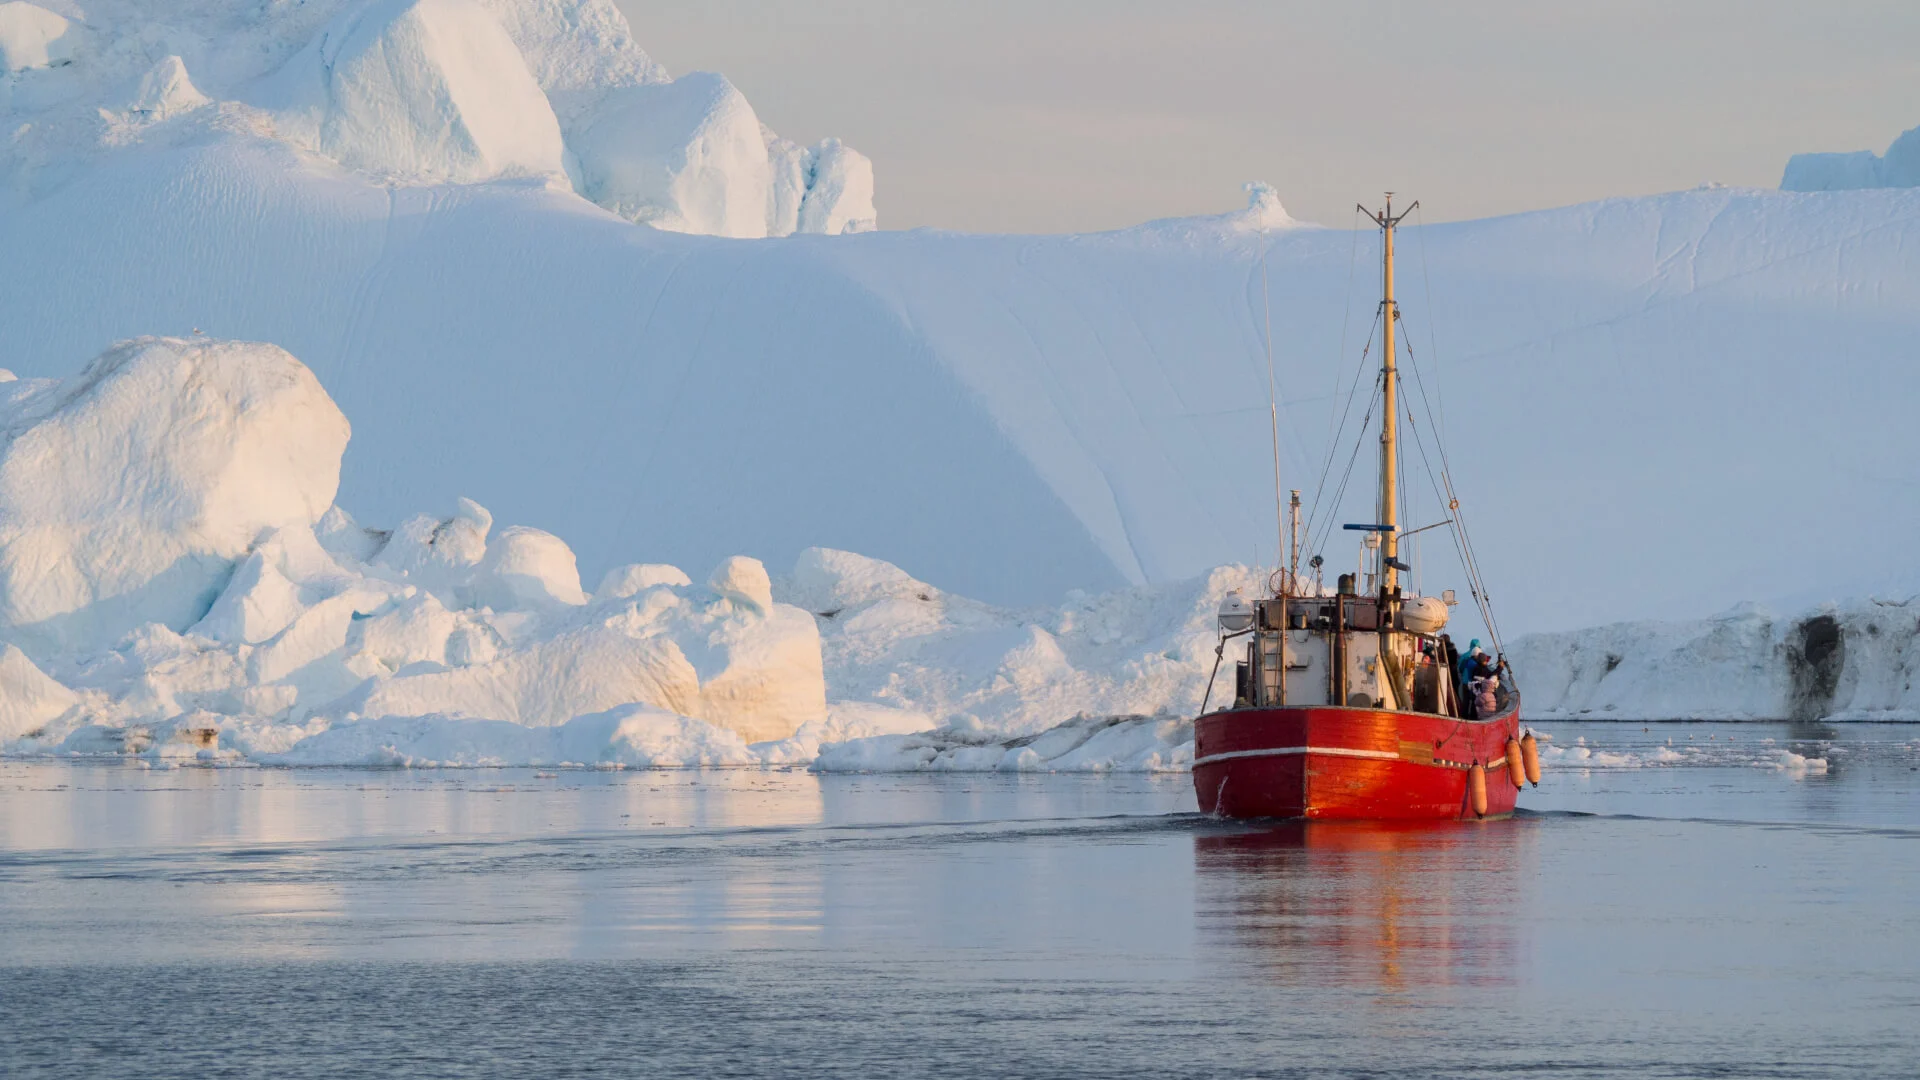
left=0, top=0, right=873, bottom=236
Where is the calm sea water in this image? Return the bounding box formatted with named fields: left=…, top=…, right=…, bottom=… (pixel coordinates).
left=2, top=722, right=1916, bottom=1078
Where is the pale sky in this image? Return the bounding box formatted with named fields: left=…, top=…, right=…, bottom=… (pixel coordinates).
left=617, top=1, right=1920, bottom=234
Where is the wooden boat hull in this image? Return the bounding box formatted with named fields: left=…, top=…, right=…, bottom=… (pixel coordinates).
left=1192, top=700, right=1524, bottom=820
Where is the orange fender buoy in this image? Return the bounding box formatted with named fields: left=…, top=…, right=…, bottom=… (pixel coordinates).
left=1521, top=731, right=1541, bottom=786
left=1468, top=763, right=1488, bottom=817
left=1505, top=738, right=1525, bottom=789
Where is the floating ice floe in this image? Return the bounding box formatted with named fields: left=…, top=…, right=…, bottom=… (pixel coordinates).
left=1534, top=734, right=1832, bottom=777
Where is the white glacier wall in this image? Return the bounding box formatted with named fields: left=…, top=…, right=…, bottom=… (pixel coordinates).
left=1781, top=124, right=1920, bottom=192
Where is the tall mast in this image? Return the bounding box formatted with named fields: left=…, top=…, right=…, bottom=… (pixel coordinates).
left=1360, top=194, right=1416, bottom=596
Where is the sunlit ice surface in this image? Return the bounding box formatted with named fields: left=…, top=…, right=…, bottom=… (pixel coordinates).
left=1, top=722, right=1916, bottom=1078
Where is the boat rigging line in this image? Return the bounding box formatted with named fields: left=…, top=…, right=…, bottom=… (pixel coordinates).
left=1300, top=307, right=1381, bottom=558
left=1307, top=371, right=1380, bottom=568
left=1395, top=325, right=1507, bottom=660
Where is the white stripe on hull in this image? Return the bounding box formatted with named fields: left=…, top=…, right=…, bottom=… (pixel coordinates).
left=1192, top=746, right=1401, bottom=768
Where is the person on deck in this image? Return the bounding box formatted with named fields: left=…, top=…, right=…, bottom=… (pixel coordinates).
left=1457, top=640, right=1498, bottom=718
left=1474, top=675, right=1501, bottom=718
left=1457, top=640, right=1491, bottom=687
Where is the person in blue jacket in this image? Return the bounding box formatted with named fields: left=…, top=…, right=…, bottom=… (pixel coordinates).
left=1457, top=639, right=1490, bottom=686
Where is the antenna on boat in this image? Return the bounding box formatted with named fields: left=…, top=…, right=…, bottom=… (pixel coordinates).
left=1359, top=192, right=1416, bottom=598
left=1259, top=237, right=1286, bottom=596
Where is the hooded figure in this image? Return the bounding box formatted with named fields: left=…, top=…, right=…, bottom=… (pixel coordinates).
left=1476, top=675, right=1501, bottom=717
left=1457, top=639, right=1485, bottom=686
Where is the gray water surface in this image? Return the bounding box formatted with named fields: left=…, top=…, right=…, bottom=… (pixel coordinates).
left=2, top=722, right=1916, bottom=1078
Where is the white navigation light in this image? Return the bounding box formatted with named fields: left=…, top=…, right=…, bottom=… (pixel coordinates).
left=1217, top=592, right=1254, bottom=633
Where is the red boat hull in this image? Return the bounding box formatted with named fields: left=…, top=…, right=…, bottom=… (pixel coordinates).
left=1192, top=701, right=1524, bottom=820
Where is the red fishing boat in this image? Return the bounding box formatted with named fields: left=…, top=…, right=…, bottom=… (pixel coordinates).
left=1193, top=195, right=1540, bottom=821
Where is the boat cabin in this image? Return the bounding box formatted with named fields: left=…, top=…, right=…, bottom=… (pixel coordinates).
left=1223, top=582, right=1502, bottom=719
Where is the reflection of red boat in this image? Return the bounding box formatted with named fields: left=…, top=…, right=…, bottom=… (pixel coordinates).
left=1193, top=821, right=1533, bottom=989
left=1194, top=195, right=1536, bottom=821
